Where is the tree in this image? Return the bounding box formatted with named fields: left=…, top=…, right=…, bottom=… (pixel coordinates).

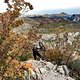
left=0, top=0, right=34, bottom=79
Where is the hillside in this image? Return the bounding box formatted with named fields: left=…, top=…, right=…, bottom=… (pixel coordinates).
left=10, top=17, right=80, bottom=80
left=0, top=15, right=80, bottom=80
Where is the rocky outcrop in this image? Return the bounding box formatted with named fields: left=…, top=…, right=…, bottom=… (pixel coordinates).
left=12, top=23, right=32, bottom=34
left=21, top=60, right=75, bottom=80
left=70, top=14, right=80, bottom=22
left=41, top=32, right=80, bottom=45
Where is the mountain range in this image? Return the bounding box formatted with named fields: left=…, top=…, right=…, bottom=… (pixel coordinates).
left=27, top=8, right=80, bottom=15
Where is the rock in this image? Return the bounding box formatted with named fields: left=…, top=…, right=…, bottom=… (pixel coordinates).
left=12, top=23, right=32, bottom=34
left=56, top=66, right=65, bottom=75
left=39, top=68, right=47, bottom=74
left=41, top=34, right=56, bottom=41
left=63, top=65, right=69, bottom=76
left=68, top=32, right=80, bottom=45
left=22, top=60, right=75, bottom=80
left=46, top=62, right=54, bottom=70
left=56, top=65, right=69, bottom=76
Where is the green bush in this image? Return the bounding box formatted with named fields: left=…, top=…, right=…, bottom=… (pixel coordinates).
left=19, top=53, right=27, bottom=61
left=67, top=60, right=80, bottom=71
left=67, top=59, right=80, bottom=79
left=19, top=52, right=33, bottom=61
left=76, top=77, right=80, bottom=80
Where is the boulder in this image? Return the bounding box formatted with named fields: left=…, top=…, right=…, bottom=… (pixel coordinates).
left=22, top=60, right=75, bottom=80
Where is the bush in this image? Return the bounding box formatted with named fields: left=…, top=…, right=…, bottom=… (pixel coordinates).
left=67, top=59, right=80, bottom=79
left=45, top=48, right=63, bottom=64
left=76, top=77, right=80, bottom=80
left=19, top=52, right=33, bottom=61
left=0, top=0, right=34, bottom=79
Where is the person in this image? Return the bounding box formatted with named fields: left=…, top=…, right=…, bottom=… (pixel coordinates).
left=32, top=45, right=42, bottom=60
left=39, top=42, right=46, bottom=51
left=39, top=42, right=46, bottom=60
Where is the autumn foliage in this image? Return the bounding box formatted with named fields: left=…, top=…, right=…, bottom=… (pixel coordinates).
left=0, top=0, right=34, bottom=79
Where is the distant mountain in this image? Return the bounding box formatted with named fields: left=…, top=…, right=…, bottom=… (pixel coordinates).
left=27, top=11, right=80, bottom=22
left=59, top=12, right=68, bottom=16
left=27, top=12, right=70, bottom=19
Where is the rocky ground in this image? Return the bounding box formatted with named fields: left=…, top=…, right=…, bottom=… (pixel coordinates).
left=21, top=60, right=75, bottom=80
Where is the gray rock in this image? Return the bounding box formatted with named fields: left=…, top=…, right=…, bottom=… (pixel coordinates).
left=22, top=60, right=75, bottom=80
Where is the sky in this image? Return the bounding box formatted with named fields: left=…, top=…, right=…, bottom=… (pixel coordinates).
left=26, top=0, right=80, bottom=14
left=0, top=0, right=80, bottom=14
left=26, top=0, right=80, bottom=10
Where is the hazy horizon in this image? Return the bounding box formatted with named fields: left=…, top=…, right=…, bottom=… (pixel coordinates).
left=26, top=8, right=80, bottom=15
left=26, top=0, right=80, bottom=15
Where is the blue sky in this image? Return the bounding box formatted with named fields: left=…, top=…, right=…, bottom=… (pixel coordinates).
left=0, top=0, right=80, bottom=14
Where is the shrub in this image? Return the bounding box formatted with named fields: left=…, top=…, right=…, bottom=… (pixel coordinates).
left=45, top=48, right=63, bottom=64
left=67, top=59, right=80, bottom=78
left=0, top=0, right=34, bottom=79
left=19, top=52, right=33, bottom=61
